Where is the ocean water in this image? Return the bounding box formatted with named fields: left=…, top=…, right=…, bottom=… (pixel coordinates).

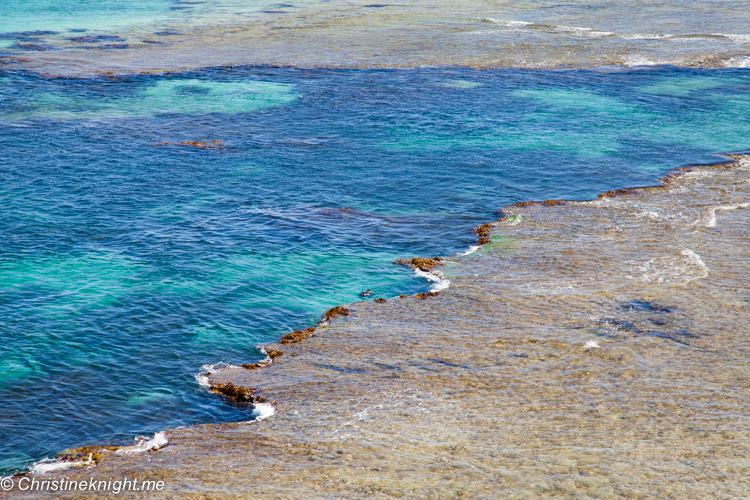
left=2, top=66, right=750, bottom=474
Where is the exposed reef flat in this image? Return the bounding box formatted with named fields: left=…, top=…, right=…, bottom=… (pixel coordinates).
left=5, top=157, right=750, bottom=498
left=5, top=0, right=750, bottom=76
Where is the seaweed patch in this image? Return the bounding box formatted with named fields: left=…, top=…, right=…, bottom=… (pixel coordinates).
left=210, top=382, right=265, bottom=404
left=474, top=222, right=494, bottom=245
left=153, top=140, right=224, bottom=149
left=323, top=305, right=350, bottom=322
left=58, top=446, right=120, bottom=465
left=542, top=199, right=565, bottom=206
left=280, top=327, right=315, bottom=344
left=374, top=298, right=387, bottom=303
left=598, top=188, right=633, bottom=199
left=393, top=257, right=445, bottom=270
left=415, top=291, right=440, bottom=299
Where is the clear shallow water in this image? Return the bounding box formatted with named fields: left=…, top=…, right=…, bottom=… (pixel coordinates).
left=2, top=66, right=750, bottom=473
left=0, top=0, right=330, bottom=34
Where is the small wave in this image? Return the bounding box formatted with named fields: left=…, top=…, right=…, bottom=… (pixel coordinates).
left=460, top=245, right=481, bottom=256
left=623, top=55, right=670, bottom=67
left=583, top=340, right=599, bottom=350
left=725, top=56, right=750, bottom=67
left=713, top=33, right=750, bottom=43
left=251, top=403, right=276, bottom=420
left=115, top=431, right=168, bottom=455
left=705, top=203, right=750, bottom=227
left=680, top=249, right=708, bottom=279
left=476, top=18, right=750, bottom=48
left=479, top=18, right=533, bottom=27
left=414, top=267, right=450, bottom=292
left=640, top=249, right=708, bottom=284
left=31, top=455, right=94, bottom=475
left=195, top=362, right=242, bottom=387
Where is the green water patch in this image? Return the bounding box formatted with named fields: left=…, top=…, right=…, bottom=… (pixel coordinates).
left=640, top=76, right=747, bottom=96
left=1, top=78, right=299, bottom=121
left=0, top=252, right=144, bottom=313
left=208, top=249, right=423, bottom=313
left=513, top=89, right=640, bottom=115
left=0, top=0, right=173, bottom=34
left=479, top=234, right=521, bottom=254
left=440, top=80, right=484, bottom=89
left=139, top=79, right=298, bottom=115
left=127, top=388, right=177, bottom=407
left=0, top=358, right=37, bottom=383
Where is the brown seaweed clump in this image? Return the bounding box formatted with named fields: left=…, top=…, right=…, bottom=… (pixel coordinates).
left=280, top=327, right=315, bottom=344
left=266, top=349, right=283, bottom=359
left=210, top=383, right=265, bottom=404
left=515, top=200, right=535, bottom=207
left=241, top=362, right=264, bottom=370
left=59, top=446, right=120, bottom=464
left=323, top=306, right=351, bottom=322
left=393, top=257, right=445, bottom=271
left=415, top=291, right=440, bottom=299
left=399, top=294, right=410, bottom=298
left=374, top=298, right=387, bottom=303
left=598, top=188, right=633, bottom=199
left=242, top=348, right=284, bottom=370
left=542, top=199, right=565, bottom=206
left=475, top=222, right=494, bottom=245
left=152, top=140, right=224, bottom=149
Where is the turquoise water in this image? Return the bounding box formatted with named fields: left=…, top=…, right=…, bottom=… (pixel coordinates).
left=2, top=66, right=750, bottom=473
left=0, top=0, right=325, bottom=34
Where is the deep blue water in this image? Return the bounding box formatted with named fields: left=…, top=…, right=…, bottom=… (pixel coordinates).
left=2, top=66, right=750, bottom=473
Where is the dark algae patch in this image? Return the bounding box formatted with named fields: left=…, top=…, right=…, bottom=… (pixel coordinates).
left=280, top=327, right=315, bottom=344
left=323, top=305, right=350, bottom=322
left=474, top=222, right=494, bottom=245
left=59, top=446, right=120, bottom=465
left=210, top=383, right=265, bottom=405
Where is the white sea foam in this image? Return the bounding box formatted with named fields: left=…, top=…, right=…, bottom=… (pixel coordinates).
left=195, top=362, right=242, bottom=387
left=640, top=249, right=708, bottom=284
left=414, top=268, right=450, bottom=292
left=251, top=403, right=276, bottom=421
left=32, top=455, right=94, bottom=474
left=583, top=340, right=600, bottom=350
left=623, top=55, right=664, bottom=66
left=430, top=278, right=451, bottom=292
left=680, top=249, right=709, bottom=279
left=460, top=245, right=481, bottom=256
left=622, top=33, right=673, bottom=40
left=479, top=18, right=533, bottom=27
left=115, top=432, right=168, bottom=455
left=705, top=203, right=749, bottom=227
left=639, top=210, right=660, bottom=220
left=725, top=56, right=750, bottom=68
left=713, top=33, right=750, bottom=43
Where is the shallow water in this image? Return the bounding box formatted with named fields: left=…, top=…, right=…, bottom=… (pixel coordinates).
left=2, top=65, right=750, bottom=475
